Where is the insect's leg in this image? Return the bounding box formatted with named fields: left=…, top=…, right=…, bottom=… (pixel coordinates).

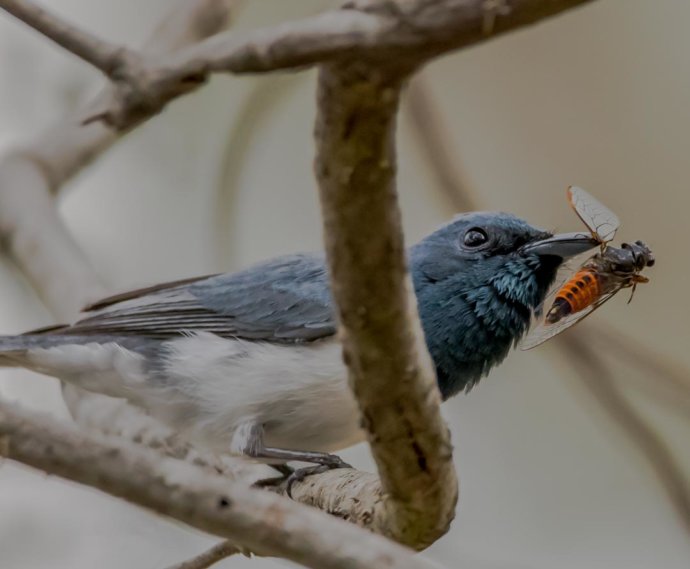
left=627, top=274, right=650, bottom=304
left=627, top=283, right=636, bottom=304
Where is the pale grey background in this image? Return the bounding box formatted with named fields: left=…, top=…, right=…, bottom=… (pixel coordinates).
left=0, top=1, right=688, bottom=568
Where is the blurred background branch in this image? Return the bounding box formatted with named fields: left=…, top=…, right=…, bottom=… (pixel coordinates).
left=1, top=0, right=597, bottom=130
left=559, top=335, right=690, bottom=534
left=166, top=540, right=245, bottom=569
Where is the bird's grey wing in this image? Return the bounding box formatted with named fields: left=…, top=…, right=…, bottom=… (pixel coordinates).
left=30, top=254, right=337, bottom=343
left=81, top=274, right=220, bottom=311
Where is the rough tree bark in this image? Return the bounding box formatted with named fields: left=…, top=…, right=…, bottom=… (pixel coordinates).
left=314, top=62, right=456, bottom=548
left=0, top=401, right=442, bottom=569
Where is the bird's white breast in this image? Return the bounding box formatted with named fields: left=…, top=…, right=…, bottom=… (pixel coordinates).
left=150, top=333, right=364, bottom=453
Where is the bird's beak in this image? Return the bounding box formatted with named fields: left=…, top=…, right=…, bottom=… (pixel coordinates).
left=519, top=232, right=599, bottom=259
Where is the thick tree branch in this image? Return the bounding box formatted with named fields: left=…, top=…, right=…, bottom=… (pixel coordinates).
left=314, top=62, right=457, bottom=549
left=592, top=324, right=690, bottom=416
left=0, top=0, right=595, bottom=129
left=0, top=401, right=443, bottom=569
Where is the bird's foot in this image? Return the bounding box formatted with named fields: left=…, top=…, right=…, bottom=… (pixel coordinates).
left=285, top=456, right=351, bottom=498
left=253, top=455, right=351, bottom=497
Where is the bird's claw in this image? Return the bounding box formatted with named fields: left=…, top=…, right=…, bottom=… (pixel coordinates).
left=285, top=458, right=351, bottom=498
left=285, top=464, right=330, bottom=497
left=312, top=454, right=352, bottom=470
left=253, top=455, right=351, bottom=496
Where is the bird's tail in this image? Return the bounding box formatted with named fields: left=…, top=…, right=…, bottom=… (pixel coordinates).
left=0, top=333, right=99, bottom=368
left=0, top=334, right=42, bottom=367
left=0, top=333, right=153, bottom=400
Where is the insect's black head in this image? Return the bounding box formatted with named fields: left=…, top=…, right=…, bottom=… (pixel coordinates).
left=600, top=240, right=654, bottom=274
left=621, top=240, right=655, bottom=271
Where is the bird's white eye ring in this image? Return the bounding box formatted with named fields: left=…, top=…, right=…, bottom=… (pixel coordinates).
left=462, top=227, right=488, bottom=248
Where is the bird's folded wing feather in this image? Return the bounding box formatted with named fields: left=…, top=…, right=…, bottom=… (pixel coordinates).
left=29, top=254, right=337, bottom=343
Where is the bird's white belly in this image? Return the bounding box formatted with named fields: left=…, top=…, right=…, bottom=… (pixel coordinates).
left=156, top=333, right=364, bottom=453
left=26, top=333, right=364, bottom=454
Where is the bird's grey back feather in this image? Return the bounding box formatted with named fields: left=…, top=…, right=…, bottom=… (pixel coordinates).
left=29, top=254, right=337, bottom=343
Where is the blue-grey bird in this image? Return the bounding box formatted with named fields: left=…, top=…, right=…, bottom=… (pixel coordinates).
left=0, top=213, right=595, bottom=471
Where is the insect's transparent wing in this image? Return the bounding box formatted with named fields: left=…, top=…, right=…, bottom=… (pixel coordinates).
left=520, top=287, right=621, bottom=350
left=531, top=249, right=596, bottom=320
left=568, top=186, right=620, bottom=242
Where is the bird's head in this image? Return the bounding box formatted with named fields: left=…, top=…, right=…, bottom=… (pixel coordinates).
left=410, top=212, right=597, bottom=398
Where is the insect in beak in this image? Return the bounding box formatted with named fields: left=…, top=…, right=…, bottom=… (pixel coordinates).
left=519, top=232, right=599, bottom=259
left=521, top=186, right=654, bottom=350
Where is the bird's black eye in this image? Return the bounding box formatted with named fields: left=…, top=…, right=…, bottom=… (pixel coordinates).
left=462, top=227, right=488, bottom=248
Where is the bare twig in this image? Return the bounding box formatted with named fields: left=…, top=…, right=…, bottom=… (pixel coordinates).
left=559, top=336, right=690, bottom=535
left=1, top=0, right=596, bottom=129
left=590, top=323, right=690, bottom=415
left=166, top=540, right=245, bottom=569
left=0, top=0, right=128, bottom=75
left=0, top=401, right=443, bottom=569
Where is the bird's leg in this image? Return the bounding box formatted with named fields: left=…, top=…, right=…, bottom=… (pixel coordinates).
left=255, top=458, right=351, bottom=497
left=242, top=424, right=351, bottom=495
left=250, top=446, right=351, bottom=469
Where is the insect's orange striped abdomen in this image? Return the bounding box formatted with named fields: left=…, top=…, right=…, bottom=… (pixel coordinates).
left=546, top=269, right=601, bottom=324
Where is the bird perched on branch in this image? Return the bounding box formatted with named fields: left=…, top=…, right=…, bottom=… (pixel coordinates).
left=0, top=213, right=595, bottom=478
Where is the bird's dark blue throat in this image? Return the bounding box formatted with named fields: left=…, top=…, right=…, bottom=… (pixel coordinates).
left=408, top=212, right=597, bottom=399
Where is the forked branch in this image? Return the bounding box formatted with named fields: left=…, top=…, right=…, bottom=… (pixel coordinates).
left=0, top=0, right=595, bottom=129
